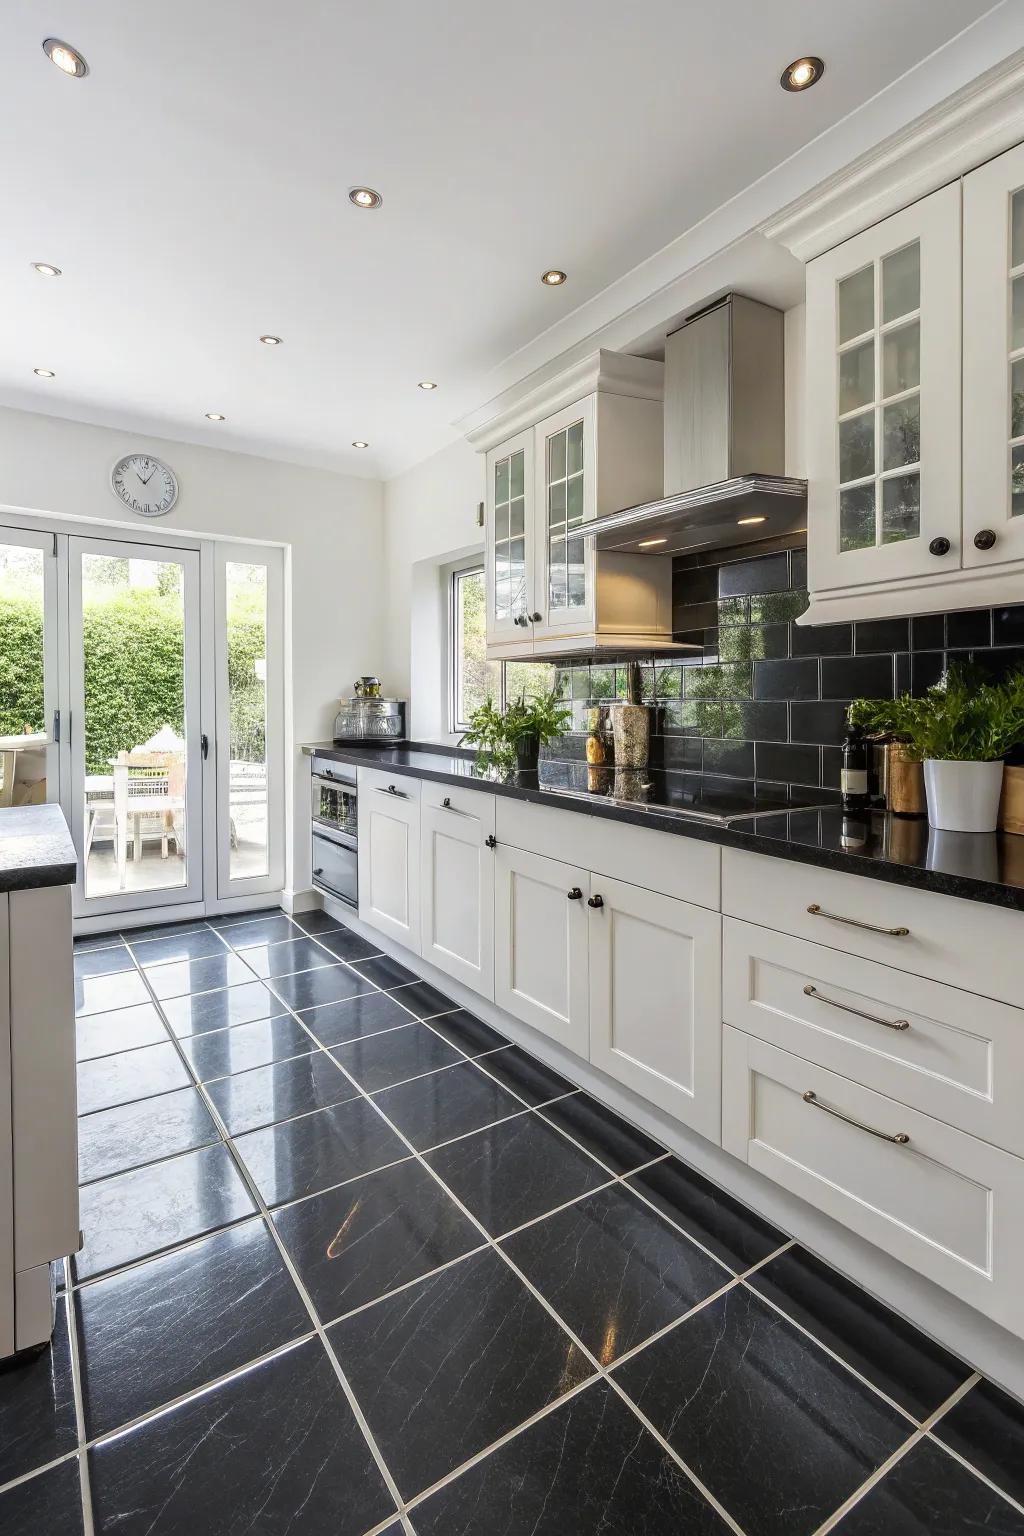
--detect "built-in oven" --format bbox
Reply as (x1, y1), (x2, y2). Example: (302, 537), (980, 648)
(311, 758), (358, 908)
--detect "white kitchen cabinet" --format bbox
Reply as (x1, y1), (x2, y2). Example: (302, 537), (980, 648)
(479, 351), (665, 659)
(963, 139), (1024, 570)
(357, 770), (421, 953)
(588, 876), (721, 1139)
(493, 843), (589, 1056)
(420, 782), (495, 999)
(805, 181), (962, 596)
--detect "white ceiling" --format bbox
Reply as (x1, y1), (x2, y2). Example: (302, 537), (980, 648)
(0, 0), (1006, 479)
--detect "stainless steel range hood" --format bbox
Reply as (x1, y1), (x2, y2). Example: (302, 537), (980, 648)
(583, 294), (807, 556)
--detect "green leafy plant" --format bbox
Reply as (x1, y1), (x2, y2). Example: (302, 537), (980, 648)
(849, 663), (1024, 763)
(459, 697), (516, 771)
(460, 689), (571, 771)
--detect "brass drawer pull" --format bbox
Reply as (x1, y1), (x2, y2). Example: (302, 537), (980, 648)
(806, 903), (909, 937)
(803, 984), (910, 1032)
(802, 1090), (910, 1145)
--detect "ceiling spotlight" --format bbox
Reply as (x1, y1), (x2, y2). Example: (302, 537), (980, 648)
(43, 38), (89, 77)
(205, 412), (226, 421)
(259, 334), (283, 346)
(638, 537), (668, 548)
(417, 380), (438, 391)
(737, 515), (767, 525)
(541, 269), (567, 286)
(31, 261), (61, 277)
(781, 56), (824, 92)
(349, 187), (382, 210)
(352, 440), (369, 449)
(33, 367), (55, 379)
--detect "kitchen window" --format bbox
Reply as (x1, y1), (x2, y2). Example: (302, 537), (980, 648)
(449, 565), (554, 732)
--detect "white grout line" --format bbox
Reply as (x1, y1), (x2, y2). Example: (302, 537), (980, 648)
(0, 1449), (79, 1500)
(63, 1258), (96, 1535)
(927, 1373), (1024, 1519)
(77, 1128), (225, 1192)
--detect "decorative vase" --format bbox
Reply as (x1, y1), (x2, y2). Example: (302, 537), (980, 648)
(924, 759), (1004, 833)
(514, 734), (540, 774)
(611, 703), (649, 769)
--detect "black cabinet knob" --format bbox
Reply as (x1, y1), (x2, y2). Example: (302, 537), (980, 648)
(484, 834), (497, 849)
(974, 529), (997, 550)
(587, 894), (604, 909)
(530, 611), (542, 623)
(928, 537), (951, 557)
(567, 886), (583, 900)
(442, 796), (451, 808)
(313, 867), (324, 877)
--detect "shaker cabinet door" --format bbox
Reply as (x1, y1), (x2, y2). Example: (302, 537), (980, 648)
(357, 773), (421, 953)
(806, 181), (961, 592)
(963, 139), (1024, 569)
(588, 877), (722, 1140)
(494, 843), (589, 1055)
(420, 784), (495, 999)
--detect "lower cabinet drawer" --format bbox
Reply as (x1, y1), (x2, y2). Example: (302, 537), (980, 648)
(723, 917), (1024, 1155)
(722, 1027), (1024, 1334)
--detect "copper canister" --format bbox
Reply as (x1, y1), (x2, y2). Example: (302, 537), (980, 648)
(887, 741), (927, 817)
(999, 764), (1024, 835)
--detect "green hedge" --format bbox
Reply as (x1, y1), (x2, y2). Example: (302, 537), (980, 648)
(0, 590), (266, 773)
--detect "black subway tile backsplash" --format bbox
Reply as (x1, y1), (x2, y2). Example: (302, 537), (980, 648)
(541, 545), (1024, 796)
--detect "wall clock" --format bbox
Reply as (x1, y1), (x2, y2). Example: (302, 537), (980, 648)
(110, 454), (179, 517)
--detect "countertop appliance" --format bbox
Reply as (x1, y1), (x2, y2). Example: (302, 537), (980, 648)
(583, 294), (807, 557)
(333, 693), (407, 745)
(311, 757), (358, 907)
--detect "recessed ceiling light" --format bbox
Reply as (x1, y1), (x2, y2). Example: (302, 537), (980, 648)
(638, 537), (668, 548)
(31, 261), (61, 277)
(737, 515), (768, 525)
(541, 269), (567, 286)
(417, 380), (438, 391)
(205, 412), (226, 421)
(781, 56), (824, 92)
(349, 187), (382, 210)
(42, 38), (88, 78)
(352, 440), (369, 449)
(259, 334), (283, 346)
(33, 367), (55, 379)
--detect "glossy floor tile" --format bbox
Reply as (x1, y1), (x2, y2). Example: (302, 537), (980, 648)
(349, 953), (419, 990)
(425, 1008), (508, 1057)
(287, 908), (346, 935)
(205, 1049), (360, 1135)
(372, 1058), (525, 1151)
(76, 1040), (191, 1115)
(88, 1339), (396, 1536)
(158, 978), (287, 1036)
(502, 1183), (730, 1364)
(0, 1296), (76, 1483)
(749, 1245), (972, 1419)
(241, 934), (342, 978)
(831, 1437), (1024, 1534)
(0, 1458), (85, 1536)
(329, 1247), (594, 1498)
(73, 944), (137, 979)
(614, 1285), (912, 1536)
(627, 1154), (788, 1273)
(77, 1085), (219, 1184)
(75, 968), (150, 1017)
(73, 1141), (255, 1280)
(273, 1158), (481, 1320)
(216, 912), (302, 948)
(304, 925), (382, 962)
(233, 1095), (410, 1207)
(76, 1219), (309, 1437)
(329, 1020), (464, 1092)
(537, 1090), (666, 1173)
(296, 989), (420, 1047)
(75, 1001), (168, 1062)
(128, 928), (228, 966)
(267, 961), (377, 1011)
(387, 978), (457, 1019)
(412, 1379), (731, 1535)
(146, 950), (256, 999)
(425, 1110), (611, 1236)
(472, 1043), (577, 1105)
(177, 1012), (315, 1081)
(935, 1376), (1024, 1508)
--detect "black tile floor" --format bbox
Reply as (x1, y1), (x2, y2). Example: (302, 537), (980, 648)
(1, 907), (1022, 1534)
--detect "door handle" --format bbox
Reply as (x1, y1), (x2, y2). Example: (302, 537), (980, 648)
(803, 984), (909, 1031)
(567, 886), (583, 900)
(52, 708), (61, 744)
(587, 894), (604, 909)
(802, 1090), (910, 1145)
(201, 733), (209, 761)
(313, 866), (324, 877)
(806, 903), (909, 937)
(484, 834), (497, 849)
(530, 611), (542, 623)
(374, 784), (408, 799)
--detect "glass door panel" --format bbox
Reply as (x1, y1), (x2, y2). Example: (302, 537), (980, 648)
(0, 528), (58, 808)
(485, 428), (534, 647)
(67, 537), (202, 916)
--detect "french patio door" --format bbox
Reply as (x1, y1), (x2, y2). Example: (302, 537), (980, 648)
(66, 537), (204, 918)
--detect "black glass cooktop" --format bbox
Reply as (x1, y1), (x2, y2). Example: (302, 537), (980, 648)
(536, 763), (834, 825)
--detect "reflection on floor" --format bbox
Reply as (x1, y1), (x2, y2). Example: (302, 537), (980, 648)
(2, 908), (1023, 1534)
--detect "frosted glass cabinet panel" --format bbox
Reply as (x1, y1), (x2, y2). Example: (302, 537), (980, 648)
(963, 139), (1024, 569)
(806, 182), (961, 593)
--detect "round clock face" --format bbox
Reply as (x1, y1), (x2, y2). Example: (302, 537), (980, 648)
(110, 454), (179, 517)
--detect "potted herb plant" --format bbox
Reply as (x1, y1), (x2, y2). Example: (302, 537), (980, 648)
(460, 690), (571, 775)
(850, 665), (1024, 833)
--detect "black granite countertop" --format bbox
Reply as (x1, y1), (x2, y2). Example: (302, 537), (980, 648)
(302, 742), (1024, 912)
(0, 804), (77, 893)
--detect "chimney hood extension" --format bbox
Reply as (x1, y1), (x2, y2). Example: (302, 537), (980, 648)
(583, 294), (807, 557)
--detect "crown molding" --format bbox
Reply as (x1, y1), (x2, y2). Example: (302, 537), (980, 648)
(762, 48), (1024, 262)
(459, 349), (663, 453)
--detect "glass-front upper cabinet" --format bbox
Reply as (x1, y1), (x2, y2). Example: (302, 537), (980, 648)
(484, 427), (534, 652)
(533, 397), (597, 641)
(963, 140), (1024, 569)
(806, 181), (961, 593)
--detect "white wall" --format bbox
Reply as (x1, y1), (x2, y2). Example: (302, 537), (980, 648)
(0, 405), (385, 900)
(382, 436), (484, 739)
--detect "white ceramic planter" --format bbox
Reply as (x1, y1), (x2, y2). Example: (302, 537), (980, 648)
(924, 759), (1005, 833)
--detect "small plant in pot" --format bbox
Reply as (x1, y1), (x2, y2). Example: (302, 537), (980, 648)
(851, 664), (1024, 833)
(460, 690), (571, 775)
